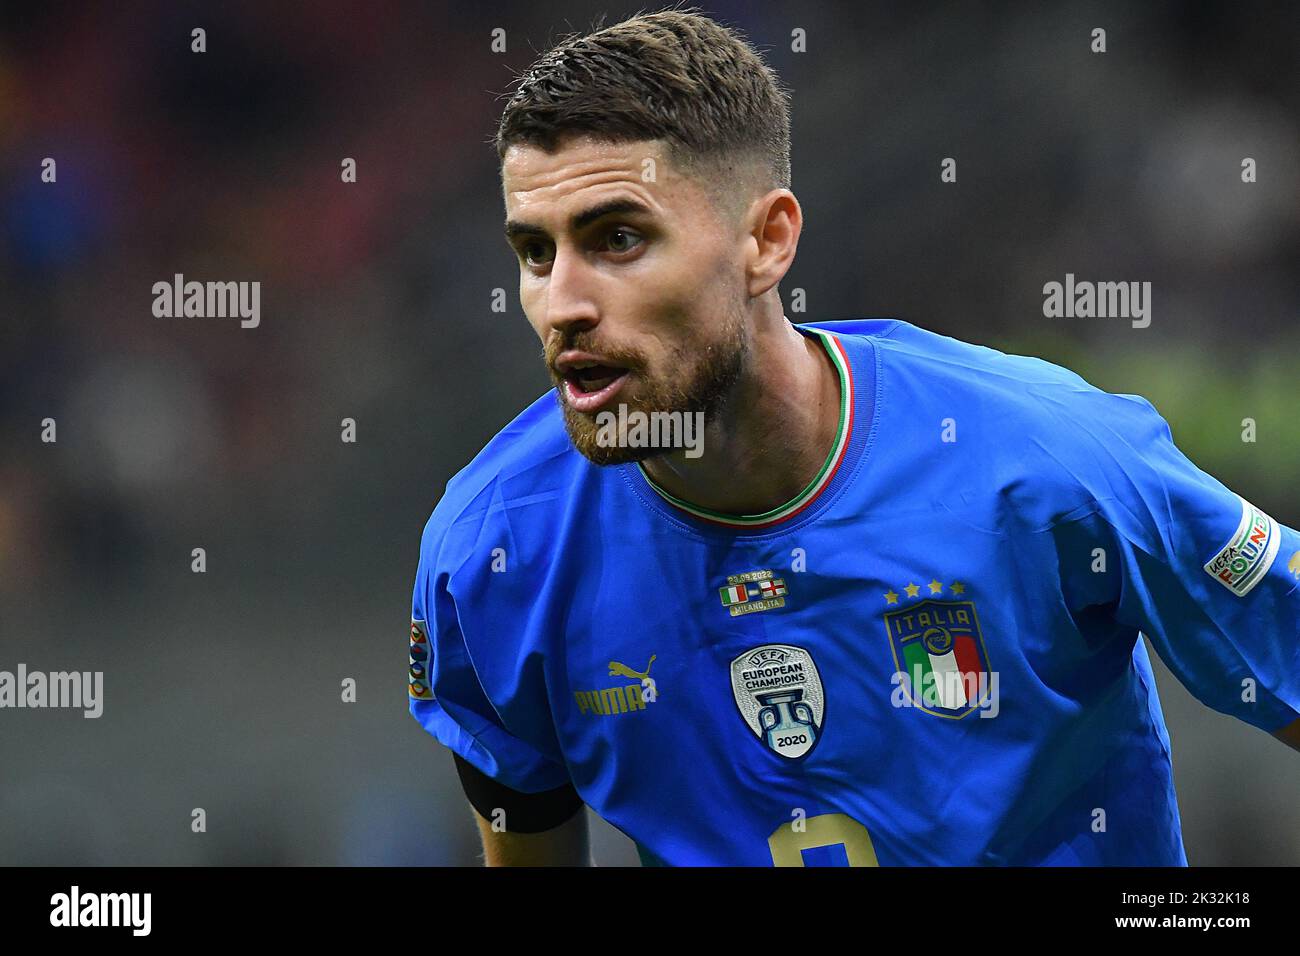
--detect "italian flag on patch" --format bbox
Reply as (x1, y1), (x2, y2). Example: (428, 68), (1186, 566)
(719, 584), (750, 606)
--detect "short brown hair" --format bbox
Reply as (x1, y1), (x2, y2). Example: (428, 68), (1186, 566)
(495, 7), (792, 214)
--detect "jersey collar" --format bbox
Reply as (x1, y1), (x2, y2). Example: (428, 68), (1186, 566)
(628, 326), (856, 531)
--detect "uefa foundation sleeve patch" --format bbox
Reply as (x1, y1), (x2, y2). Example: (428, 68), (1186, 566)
(1203, 495), (1281, 597)
(409, 619), (433, 699)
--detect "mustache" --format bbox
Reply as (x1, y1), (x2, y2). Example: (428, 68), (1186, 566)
(543, 333), (645, 372)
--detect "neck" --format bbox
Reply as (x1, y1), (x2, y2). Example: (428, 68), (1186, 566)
(640, 310), (842, 517)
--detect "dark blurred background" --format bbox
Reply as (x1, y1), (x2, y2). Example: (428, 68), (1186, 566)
(0, 1), (1296, 865)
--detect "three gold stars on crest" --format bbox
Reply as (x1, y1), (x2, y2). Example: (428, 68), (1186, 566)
(883, 580), (966, 604)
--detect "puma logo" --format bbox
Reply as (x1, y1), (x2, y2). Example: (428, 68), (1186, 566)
(575, 655), (659, 717)
(609, 654), (656, 681)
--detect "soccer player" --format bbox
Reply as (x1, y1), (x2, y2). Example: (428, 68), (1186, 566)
(408, 9), (1300, 865)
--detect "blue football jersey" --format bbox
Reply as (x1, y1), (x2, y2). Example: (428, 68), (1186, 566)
(408, 319), (1300, 866)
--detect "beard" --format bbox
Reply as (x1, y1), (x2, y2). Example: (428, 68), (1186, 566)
(546, 309), (748, 466)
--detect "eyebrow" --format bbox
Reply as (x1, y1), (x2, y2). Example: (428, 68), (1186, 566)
(504, 198), (654, 241)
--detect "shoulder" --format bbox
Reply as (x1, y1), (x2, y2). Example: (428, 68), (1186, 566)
(807, 317), (1168, 431)
(418, 389), (592, 577)
(818, 319), (1173, 527)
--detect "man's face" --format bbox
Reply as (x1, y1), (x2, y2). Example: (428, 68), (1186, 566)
(502, 134), (751, 464)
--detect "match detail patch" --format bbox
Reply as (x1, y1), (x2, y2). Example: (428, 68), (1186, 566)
(1203, 495), (1280, 597)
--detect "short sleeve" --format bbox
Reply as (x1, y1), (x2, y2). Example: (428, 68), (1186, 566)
(1061, 392), (1300, 732)
(408, 535), (571, 793)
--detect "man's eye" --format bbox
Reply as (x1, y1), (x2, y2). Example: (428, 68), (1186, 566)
(521, 242), (551, 265)
(605, 229), (642, 254)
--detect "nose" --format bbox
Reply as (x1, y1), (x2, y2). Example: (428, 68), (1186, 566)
(544, 244), (600, 339)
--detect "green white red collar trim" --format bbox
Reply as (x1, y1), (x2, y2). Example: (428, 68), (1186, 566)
(635, 328), (853, 529)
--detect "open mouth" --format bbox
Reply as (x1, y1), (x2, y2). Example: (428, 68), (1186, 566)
(570, 363), (625, 392)
(556, 355), (631, 413)
(564, 364), (629, 412)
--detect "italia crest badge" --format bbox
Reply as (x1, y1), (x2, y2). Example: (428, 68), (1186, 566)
(882, 580), (992, 719)
(730, 644), (825, 759)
